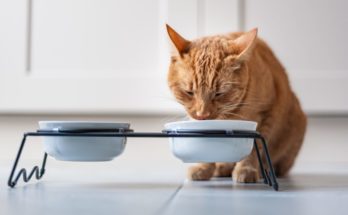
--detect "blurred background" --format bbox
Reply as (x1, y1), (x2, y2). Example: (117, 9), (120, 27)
(0, 0), (347, 167)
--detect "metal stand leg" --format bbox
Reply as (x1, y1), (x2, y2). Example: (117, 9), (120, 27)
(255, 136), (279, 191)
(8, 134), (48, 188)
(254, 140), (269, 185)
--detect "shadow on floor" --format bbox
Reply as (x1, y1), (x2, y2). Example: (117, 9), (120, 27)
(7, 173), (348, 193)
(280, 173), (348, 192)
(186, 173), (348, 192)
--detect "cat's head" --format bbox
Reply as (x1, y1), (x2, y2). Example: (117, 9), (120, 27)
(166, 24), (258, 120)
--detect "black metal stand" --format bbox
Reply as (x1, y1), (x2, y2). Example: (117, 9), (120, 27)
(8, 130), (278, 191)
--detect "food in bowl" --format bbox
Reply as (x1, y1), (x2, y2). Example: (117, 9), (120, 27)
(164, 120), (257, 163)
(39, 121), (130, 161)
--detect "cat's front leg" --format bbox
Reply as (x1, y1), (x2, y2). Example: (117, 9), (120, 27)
(232, 152), (260, 183)
(213, 162), (235, 177)
(187, 163), (216, 180)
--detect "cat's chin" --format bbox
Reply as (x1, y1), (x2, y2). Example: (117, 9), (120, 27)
(188, 117), (199, 121)
(187, 116), (222, 121)
(188, 117), (206, 121)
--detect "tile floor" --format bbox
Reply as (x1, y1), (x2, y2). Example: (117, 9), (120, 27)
(0, 115), (348, 215)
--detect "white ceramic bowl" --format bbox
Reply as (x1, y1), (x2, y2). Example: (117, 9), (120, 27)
(164, 120), (257, 163)
(39, 121), (130, 161)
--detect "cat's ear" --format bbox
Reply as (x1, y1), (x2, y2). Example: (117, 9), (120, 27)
(166, 24), (191, 56)
(234, 28), (258, 61)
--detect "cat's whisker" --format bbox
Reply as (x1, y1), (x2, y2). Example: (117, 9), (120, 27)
(225, 103), (259, 108)
(222, 103), (266, 113)
(220, 111), (247, 120)
(224, 106), (260, 112)
(161, 114), (189, 123)
(222, 81), (242, 85)
(225, 101), (270, 107)
(220, 102), (263, 112)
(218, 109), (247, 119)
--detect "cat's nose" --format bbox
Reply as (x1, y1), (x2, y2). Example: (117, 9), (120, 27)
(196, 111), (211, 120)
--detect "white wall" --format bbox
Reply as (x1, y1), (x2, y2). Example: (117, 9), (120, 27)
(0, 0), (347, 115)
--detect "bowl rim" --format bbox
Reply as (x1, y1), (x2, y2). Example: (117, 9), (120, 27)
(39, 121), (130, 125)
(39, 121), (131, 130)
(164, 119), (257, 129)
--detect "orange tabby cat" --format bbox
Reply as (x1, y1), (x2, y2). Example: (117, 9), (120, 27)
(166, 24), (307, 182)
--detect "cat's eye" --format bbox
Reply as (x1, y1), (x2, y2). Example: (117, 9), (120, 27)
(214, 92), (224, 97)
(185, 90), (194, 96)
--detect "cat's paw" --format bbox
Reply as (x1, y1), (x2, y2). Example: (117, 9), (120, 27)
(233, 167), (259, 183)
(188, 164), (215, 181)
(213, 163), (235, 177)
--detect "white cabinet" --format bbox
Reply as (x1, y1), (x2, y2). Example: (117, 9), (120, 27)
(0, 0), (177, 114)
(32, 0), (160, 76)
(244, 0), (348, 114)
(0, 0), (347, 114)
(0, 1), (27, 76)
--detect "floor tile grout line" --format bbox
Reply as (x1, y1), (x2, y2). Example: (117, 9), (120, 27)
(152, 182), (184, 215)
